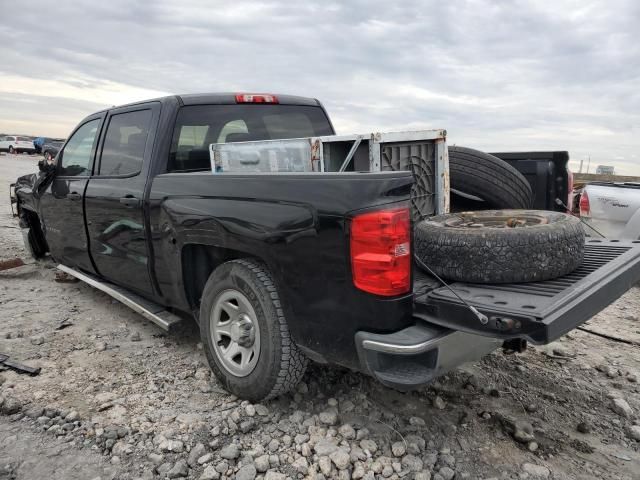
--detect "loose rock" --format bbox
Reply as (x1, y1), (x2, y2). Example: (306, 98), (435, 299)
(433, 396), (446, 410)
(577, 421), (592, 434)
(628, 425), (640, 442)
(409, 416), (426, 426)
(188, 443), (206, 467)
(314, 439), (339, 456)
(318, 456), (332, 476)
(236, 464), (257, 480)
(0, 397), (21, 415)
(291, 457), (308, 474)
(319, 409), (338, 425)
(330, 450), (351, 470)
(264, 472), (286, 480)
(219, 443), (240, 459)
(513, 421), (535, 443)
(338, 424), (356, 439)
(254, 455), (270, 473)
(167, 460), (188, 478)
(359, 439), (378, 453)
(199, 465), (219, 480)
(401, 455), (423, 472)
(254, 404), (269, 416)
(391, 441), (406, 457)
(612, 398), (634, 418)
(522, 463), (550, 478)
(438, 466), (455, 480)
(415, 473), (432, 480)
(159, 439), (184, 453)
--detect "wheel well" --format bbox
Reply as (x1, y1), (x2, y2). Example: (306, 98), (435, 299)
(20, 208), (49, 256)
(181, 244), (255, 315)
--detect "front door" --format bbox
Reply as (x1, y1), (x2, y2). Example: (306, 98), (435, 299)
(84, 103), (160, 296)
(39, 116), (103, 272)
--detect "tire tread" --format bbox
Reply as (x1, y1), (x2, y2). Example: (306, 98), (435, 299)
(449, 146), (533, 209)
(415, 210), (585, 283)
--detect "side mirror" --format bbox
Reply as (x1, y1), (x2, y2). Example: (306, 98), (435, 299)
(38, 159), (56, 174)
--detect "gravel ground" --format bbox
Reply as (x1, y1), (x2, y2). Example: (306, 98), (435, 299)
(1, 153), (639, 480)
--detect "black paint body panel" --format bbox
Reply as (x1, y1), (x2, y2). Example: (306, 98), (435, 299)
(148, 172), (415, 368)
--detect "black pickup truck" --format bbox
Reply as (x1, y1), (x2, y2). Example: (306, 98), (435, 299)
(12, 93), (640, 401)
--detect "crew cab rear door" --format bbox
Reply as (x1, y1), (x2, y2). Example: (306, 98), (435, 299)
(84, 102), (160, 296)
(414, 239), (640, 344)
(38, 114), (104, 273)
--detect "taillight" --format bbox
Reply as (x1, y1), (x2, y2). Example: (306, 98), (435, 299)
(235, 93), (279, 104)
(350, 207), (411, 296)
(579, 190), (590, 217)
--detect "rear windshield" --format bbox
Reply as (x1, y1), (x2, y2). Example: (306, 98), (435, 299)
(17, 136), (31, 142)
(168, 104), (333, 172)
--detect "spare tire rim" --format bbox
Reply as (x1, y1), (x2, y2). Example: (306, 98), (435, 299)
(443, 212), (549, 229)
(210, 289), (261, 377)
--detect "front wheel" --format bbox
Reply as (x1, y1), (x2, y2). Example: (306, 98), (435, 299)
(8, 146), (14, 154)
(199, 259), (308, 401)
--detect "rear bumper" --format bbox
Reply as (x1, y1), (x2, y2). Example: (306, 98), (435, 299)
(355, 320), (501, 390)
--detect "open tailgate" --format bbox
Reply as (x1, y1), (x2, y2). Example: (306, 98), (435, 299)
(414, 239), (640, 344)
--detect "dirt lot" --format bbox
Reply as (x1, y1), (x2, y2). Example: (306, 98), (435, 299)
(1, 153), (639, 480)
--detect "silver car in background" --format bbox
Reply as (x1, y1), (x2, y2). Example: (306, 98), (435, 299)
(580, 182), (640, 239)
(0, 135), (36, 154)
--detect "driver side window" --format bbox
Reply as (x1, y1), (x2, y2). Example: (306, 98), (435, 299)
(59, 119), (100, 176)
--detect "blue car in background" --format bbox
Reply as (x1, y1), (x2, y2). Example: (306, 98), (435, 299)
(33, 137), (46, 154)
(33, 137), (65, 158)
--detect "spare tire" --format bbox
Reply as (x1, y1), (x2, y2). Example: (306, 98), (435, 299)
(449, 146), (533, 209)
(415, 210), (584, 283)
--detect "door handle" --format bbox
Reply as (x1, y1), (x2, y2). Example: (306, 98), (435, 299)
(119, 196), (141, 208)
(67, 192), (81, 201)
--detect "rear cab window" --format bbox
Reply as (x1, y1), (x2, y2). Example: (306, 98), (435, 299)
(168, 105), (333, 172)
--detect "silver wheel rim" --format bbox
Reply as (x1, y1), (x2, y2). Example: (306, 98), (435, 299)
(210, 289), (261, 377)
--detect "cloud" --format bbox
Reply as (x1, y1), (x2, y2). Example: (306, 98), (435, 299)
(1, 0), (638, 174)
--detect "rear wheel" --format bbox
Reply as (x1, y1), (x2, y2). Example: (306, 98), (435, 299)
(8, 146), (14, 154)
(199, 259), (307, 401)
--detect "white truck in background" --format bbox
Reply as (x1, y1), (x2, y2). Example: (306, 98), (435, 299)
(580, 182), (640, 239)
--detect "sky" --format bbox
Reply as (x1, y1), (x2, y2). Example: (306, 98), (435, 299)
(1, 0), (639, 175)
